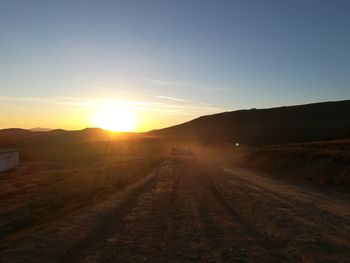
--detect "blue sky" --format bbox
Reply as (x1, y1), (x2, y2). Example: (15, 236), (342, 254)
(0, 0), (349, 130)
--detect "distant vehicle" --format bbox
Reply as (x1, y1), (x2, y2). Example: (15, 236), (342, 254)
(0, 149), (19, 172)
(170, 147), (194, 156)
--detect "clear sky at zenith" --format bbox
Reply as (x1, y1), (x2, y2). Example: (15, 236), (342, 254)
(0, 0), (349, 131)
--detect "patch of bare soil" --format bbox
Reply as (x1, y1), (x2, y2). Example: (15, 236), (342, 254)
(241, 140), (350, 186)
(1, 158), (349, 262)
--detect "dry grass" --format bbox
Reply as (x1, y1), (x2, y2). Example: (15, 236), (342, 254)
(241, 139), (350, 186)
(0, 132), (167, 248)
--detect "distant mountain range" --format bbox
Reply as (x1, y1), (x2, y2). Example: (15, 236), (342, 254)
(151, 100), (350, 146)
(29, 127), (53, 132)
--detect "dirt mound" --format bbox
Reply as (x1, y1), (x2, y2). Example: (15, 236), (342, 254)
(241, 140), (350, 186)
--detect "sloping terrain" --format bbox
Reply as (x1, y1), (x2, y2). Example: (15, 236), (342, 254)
(0, 128), (157, 163)
(240, 139), (350, 187)
(1, 157), (349, 262)
(152, 100), (350, 146)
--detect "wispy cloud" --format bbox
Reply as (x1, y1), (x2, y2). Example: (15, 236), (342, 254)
(147, 77), (232, 92)
(0, 95), (224, 116)
(207, 86), (230, 92)
(129, 102), (222, 115)
(0, 96), (98, 107)
(156, 95), (192, 103)
(146, 78), (192, 87)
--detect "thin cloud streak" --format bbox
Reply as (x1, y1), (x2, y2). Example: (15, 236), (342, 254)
(146, 78), (192, 87)
(0, 96), (224, 115)
(156, 95), (192, 103)
(147, 78), (232, 92)
(0, 96), (91, 106)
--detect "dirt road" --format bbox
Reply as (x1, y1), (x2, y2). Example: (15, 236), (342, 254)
(1, 157), (350, 262)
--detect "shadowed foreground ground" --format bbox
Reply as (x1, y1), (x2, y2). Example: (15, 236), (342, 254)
(1, 157), (349, 262)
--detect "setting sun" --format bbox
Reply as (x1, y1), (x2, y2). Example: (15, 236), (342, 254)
(91, 101), (136, 132)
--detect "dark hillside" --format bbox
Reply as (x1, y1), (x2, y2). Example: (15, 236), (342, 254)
(152, 100), (350, 146)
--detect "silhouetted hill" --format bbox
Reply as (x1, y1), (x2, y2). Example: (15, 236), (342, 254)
(30, 127), (53, 132)
(152, 100), (350, 146)
(0, 128), (32, 136)
(0, 128), (154, 163)
(0, 128), (128, 146)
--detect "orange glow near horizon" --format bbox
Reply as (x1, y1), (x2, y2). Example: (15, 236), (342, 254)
(0, 97), (197, 132)
(91, 101), (137, 132)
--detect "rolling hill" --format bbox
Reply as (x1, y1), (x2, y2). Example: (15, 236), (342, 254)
(152, 100), (350, 146)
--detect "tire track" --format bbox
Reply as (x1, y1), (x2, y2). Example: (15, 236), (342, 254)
(205, 173), (295, 262)
(3, 157), (349, 262)
(204, 164), (350, 262)
(60, 162), (166, 263)
(182, 160), (294, 262)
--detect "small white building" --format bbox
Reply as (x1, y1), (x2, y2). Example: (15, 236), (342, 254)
(0, 149), (19, 172)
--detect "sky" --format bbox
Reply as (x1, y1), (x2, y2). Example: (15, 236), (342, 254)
(0, 0), (349, 131)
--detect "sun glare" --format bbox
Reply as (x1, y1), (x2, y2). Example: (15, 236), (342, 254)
(92, 101), (136, 132)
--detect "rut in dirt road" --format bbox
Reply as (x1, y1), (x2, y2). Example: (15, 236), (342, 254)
(1, 157), (349, 262)
(64, 158), (350, 262)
